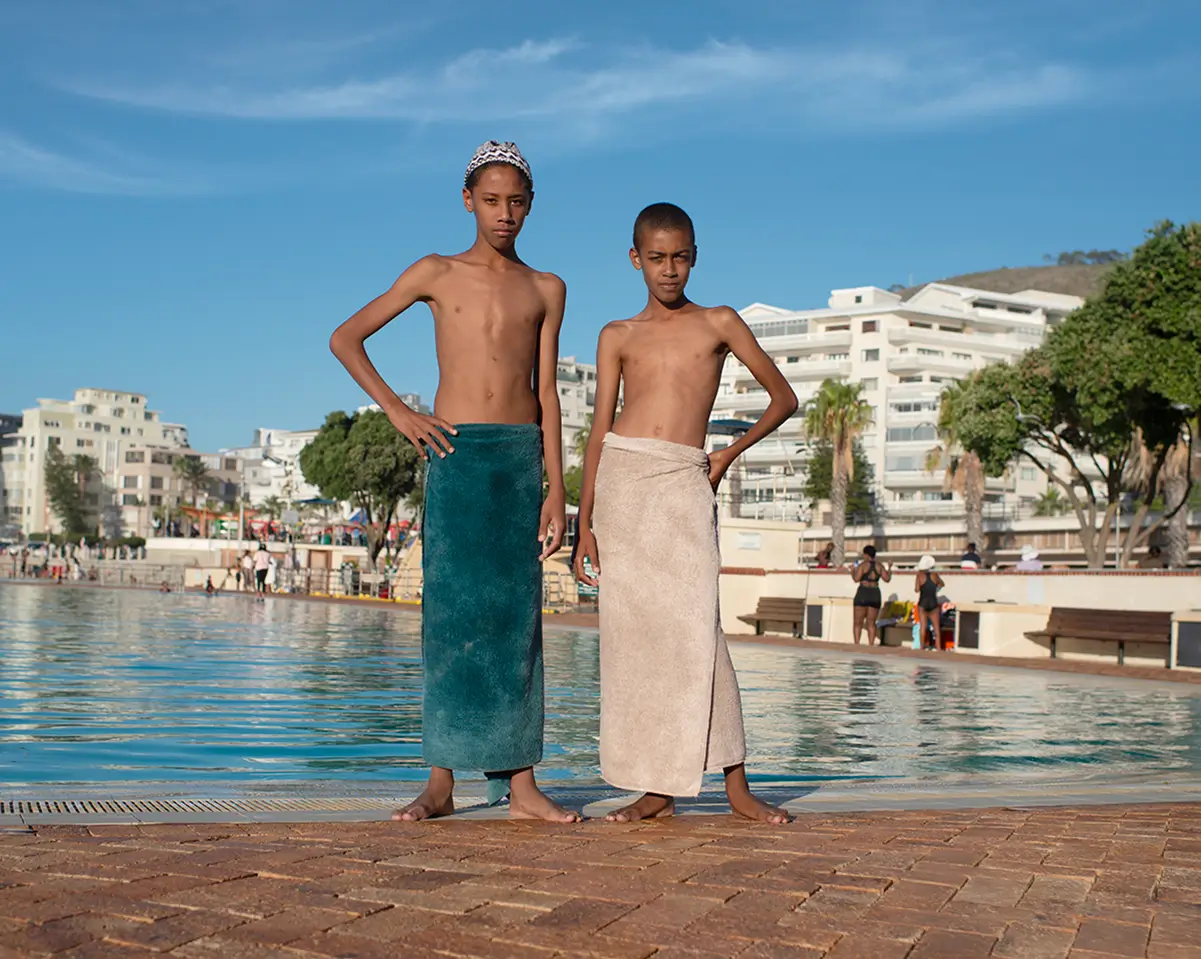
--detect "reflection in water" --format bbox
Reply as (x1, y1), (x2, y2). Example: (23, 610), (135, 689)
(1, 584), (1200, 787)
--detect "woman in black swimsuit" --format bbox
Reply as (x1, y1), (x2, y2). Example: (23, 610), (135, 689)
(914, 556), (945, 651)
(851, 545), (891, 645)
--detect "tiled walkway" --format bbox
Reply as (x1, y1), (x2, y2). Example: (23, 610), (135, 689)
(2, 804), (1199, 957)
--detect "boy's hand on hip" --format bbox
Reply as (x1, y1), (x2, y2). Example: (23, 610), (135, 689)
(539, 496), (566, 560)
(574, 529), (600, 586)
(386, 406), (457, 459)
(707, 449), (733, 490)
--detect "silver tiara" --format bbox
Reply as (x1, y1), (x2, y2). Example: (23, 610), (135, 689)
(464, 140), (532, 188)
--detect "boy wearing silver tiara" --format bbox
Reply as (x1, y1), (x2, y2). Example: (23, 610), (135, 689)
(330, 141), (578, 822)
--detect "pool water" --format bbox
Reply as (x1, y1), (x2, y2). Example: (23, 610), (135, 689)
(2, 584), (1200, 790)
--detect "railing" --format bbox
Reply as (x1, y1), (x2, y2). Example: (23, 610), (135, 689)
(1, 562), (596, 612)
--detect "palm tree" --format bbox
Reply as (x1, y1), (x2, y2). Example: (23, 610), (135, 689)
(259, 495), (285, 521)
(1034, 489), (1068, 517)
(803, 379), (873, 564)
(173, 455), (210, 508)
(925, 378), (986, 550)
(570, 413), (593, 463)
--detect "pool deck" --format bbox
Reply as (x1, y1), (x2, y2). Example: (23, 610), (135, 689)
(2, 803), (1200, 958)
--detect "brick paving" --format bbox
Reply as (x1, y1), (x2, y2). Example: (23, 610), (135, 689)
(1, 804), (1199, 957)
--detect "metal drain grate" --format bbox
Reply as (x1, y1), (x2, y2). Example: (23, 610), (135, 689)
(2, 797), (411, 816)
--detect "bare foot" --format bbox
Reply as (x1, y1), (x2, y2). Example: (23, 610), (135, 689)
(393, 770), (455, 821)
(728, 790), (792, 825)
(605, 793), (674, 822)
(504, 768), (581, 822)
(724, 763), (792, 825)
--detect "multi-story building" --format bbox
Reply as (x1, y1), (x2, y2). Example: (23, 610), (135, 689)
(557, 357), (597, 467)
(116, 448), (243, 538)
(711, 283), (1085, 521)
(0, 389), (191, 537)
(0, 414), (23, 539)
(221, 427), (324, 508)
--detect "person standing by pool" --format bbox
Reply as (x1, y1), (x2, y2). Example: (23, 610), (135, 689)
(915, 555), (945, 650)
(329, 140), (578, 824)
(253, 543), (270, 598)
(240, 550), (253, 591)
(573, 202), (796, 824)
(851, 545), (891, 645)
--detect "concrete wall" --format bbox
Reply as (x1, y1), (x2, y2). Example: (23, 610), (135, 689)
(721, 565), (1201, 666)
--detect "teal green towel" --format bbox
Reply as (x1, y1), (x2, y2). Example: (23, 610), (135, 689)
(421, 423), (544, 798)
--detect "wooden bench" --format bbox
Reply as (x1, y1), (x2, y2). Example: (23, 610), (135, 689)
(1025, 607), (1172, 665)
(739, 597), (806, 637)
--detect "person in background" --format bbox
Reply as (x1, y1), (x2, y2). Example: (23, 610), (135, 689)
(240, 550), (253, 591)
(960, 542), (982, 569)
(254, 543), (271, 598)
(851, 545), (891, 645)
(1016, 546), (1043, 571)
(915, 555), (945, 650)
(205, 576), (215, 596)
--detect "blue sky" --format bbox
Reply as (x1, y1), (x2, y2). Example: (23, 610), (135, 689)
(2, 0), (1199, 452)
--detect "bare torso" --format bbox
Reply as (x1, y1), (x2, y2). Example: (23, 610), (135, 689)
(424, 254), (556, 425)
(610, 303), (729, 448)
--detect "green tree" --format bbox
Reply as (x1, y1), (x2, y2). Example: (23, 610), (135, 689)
(803, 379), (874, 563)
(173, 455), (210, 509)
(299, 410), (421, 567)
(1160, 426), (1195, 568)
(570, 413), (592, 463)
(563, 465), (583, 507)
(259, 495), (284, 521)
(926, 376), (989, 549)
(44, 446), (97, 536)
(954, 222), (1201, 569)
(802, 440), (875, 524)
(1033, 489), (1068, 517)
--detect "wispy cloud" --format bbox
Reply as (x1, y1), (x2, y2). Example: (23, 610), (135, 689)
(56, 36), (1099, 131)
(0, 130), (214, 195)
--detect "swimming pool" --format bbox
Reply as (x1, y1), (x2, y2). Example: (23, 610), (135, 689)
(2, 583), (1200, 797)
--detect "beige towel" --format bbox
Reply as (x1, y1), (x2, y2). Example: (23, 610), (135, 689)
(592, 433), (746, 797)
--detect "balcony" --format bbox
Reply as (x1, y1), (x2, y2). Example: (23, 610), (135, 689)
(712, 390), (771, 413)
(749, 329), (853, 353)
(887, 324), (1031, 357)
(887, 352), (975, 376)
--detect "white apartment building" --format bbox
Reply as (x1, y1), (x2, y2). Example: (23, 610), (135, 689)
(557, 357), (597, 467)
(712, 283), (1085, 522)
(0, 388), (191, 538)
(221, 427), (324, 508)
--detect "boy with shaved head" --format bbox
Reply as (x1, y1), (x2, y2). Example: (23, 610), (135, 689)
(576, 203), (798, 823)
(331, 141), (579, 823)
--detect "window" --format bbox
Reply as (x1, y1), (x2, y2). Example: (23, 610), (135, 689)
(120, 427), (130, 435)
(862, 320), (877, 333)
(122, 476), (138, 489)
(47, 436), (62, 448)
(917, 347), (943, 357)
(150, 476), (164, 490)
(827, 352), (849, 361)
(75, 439), (93, 448)
(121, 494), (140, 506)
(909, 321), (932, 329)
(1020, 467), (1037, 481)
(862, 349), (880, 362)
(150, 494), (163, 506)
(953, 352), (972, 362)
(923, 492), (953, 502)
(144, 412), (153, 421)
(885, 455), (922, 472)
(43, 419), (61, 428)
(828, 324), (851, 332)
(749, 317), (809, 338)
(886, 425), (938, 443)
(126, 451), (145, 463)
(898, 375), (924, 384)
(786, 356), (799, 364)
(131, 396), (141, 404)
(853, 295), (863, 304)
(151, 452), (174, 465)
(223, 458), (237, 471)
(860, 378), (879, 391)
